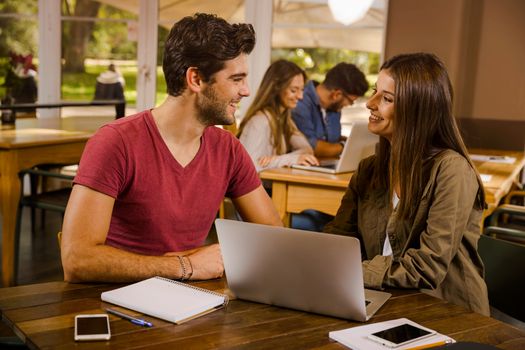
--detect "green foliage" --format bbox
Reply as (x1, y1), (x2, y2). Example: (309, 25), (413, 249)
(272, 48), (380, 91)
(87, 4), (138, 60)
(0, 1), (38, 57)
(0, 57), (8, 97)
(368, 54), (380, 74)
(89, 22), (136, 60)
(157, 26), (170, 66)
(156, 66), (168, 105)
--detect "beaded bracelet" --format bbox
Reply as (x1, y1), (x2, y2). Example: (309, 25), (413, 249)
(184, 255), (193, 280)
(177, 255), (188, 281)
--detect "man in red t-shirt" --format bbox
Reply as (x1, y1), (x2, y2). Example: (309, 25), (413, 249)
(61, 14), (282, 283)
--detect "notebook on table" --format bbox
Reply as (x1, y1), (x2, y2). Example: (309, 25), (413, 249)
(215, 219), (391, 322)
(101, 276), (228, 324)
(292, 119), (378, 174)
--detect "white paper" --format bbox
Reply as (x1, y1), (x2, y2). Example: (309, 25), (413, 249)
(470, 154), (516, 164)
(329, 318), (454, 350)
(101, 277), (227, 324)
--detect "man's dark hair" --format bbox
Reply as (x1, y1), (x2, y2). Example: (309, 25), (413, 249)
(323, 62), (368, 96)
(163, 13), (256, 96)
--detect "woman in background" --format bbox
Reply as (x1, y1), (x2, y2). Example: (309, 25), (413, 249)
(238, 60), (318, 172)
(324, 53), (490, 315)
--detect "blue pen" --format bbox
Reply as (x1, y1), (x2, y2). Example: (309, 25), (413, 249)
(106, 308), (153, 327)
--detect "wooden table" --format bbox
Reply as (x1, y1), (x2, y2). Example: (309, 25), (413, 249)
(260, 167), (352, 226)
(0, 99), (126, 118)
(470, 149), (525, 216)
(0, 117), (113, 287)
(0, 279), (524, 349)
(261, 149), (525, 227)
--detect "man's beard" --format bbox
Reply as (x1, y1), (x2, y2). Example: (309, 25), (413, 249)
(195, 85), (235, 126)
(326, 100), (344, 113)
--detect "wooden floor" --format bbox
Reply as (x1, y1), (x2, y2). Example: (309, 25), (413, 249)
(0, 208), (64, 286)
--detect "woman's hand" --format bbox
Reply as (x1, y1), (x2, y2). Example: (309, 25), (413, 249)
(296, 154), (319, 166)
(258, 155), (277, 167)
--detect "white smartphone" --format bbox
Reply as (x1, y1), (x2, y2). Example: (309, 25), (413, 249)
(74, 314), (111, 341)
(367, 322), (436, 348)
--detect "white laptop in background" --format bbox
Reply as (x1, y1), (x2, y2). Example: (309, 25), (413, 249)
(293, 119), (379, 174)
(215, 219), (391, 322)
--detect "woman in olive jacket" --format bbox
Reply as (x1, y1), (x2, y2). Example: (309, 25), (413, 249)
(324, 53), (490, 315)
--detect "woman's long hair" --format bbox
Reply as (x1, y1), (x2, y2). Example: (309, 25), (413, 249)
(238, 60), (306, 154)
(372, 53), (485, 219)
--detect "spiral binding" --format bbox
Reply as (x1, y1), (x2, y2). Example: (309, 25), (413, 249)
(155, 276), (229, 306)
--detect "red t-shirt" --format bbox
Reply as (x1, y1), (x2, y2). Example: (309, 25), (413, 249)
(74, 110), (261, 255)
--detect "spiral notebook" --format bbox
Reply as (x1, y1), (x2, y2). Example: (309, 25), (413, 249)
(101, 276), (229, 324)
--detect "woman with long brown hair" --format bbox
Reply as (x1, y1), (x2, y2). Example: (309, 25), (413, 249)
(324, 53), (489, 315)
(238, 60), (318, 172)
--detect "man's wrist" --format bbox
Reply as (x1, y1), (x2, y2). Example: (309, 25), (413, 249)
(177, 255), (193, 281)
(184, 256), (193, 280)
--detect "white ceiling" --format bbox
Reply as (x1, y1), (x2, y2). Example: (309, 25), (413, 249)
(97, 0), (387, 52)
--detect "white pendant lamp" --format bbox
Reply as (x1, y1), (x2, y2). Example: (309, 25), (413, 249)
(328, 0), (374, 26)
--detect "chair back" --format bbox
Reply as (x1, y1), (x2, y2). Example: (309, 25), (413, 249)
(57, 231), (62, 249)
(222, 123), (238, 135)
(478, 234), (525, 322)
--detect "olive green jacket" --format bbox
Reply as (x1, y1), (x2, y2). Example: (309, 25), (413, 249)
(324, 149), (490, 315)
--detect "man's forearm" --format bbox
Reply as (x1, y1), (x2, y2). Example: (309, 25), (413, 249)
(314, 140), (344, 158)
(62, 243), (182, 283)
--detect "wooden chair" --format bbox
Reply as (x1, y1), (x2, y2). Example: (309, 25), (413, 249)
(14, 167), (74, 283)
(16, 167), (74, 233)
(218, 123), (239, 219)
(57, 231), (62, 249)
(504, 190), (525, 206)
(24, 165), (76, 234)
(221, 123), (238, 136)
(478, 232), (525, 322)
(484, 204), (525, 244)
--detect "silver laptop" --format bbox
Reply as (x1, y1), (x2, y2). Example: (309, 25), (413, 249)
(215, 219), (391, 322)
(293, 119), (378, 174)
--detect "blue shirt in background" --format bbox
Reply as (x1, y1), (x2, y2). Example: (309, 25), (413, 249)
(292, 80), (342, 149)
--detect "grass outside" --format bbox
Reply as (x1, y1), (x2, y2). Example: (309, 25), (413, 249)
(62, 63), (167, 106)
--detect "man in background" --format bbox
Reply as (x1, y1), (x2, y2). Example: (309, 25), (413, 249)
(292, 63), (368, 158)
(94, 63), (126, 118)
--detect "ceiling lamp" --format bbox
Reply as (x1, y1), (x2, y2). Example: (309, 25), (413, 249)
(328, 0), (374, 26)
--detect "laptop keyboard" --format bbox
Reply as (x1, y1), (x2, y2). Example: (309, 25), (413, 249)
(319, 159), (338, 166)
(318, 163), (336, 169)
